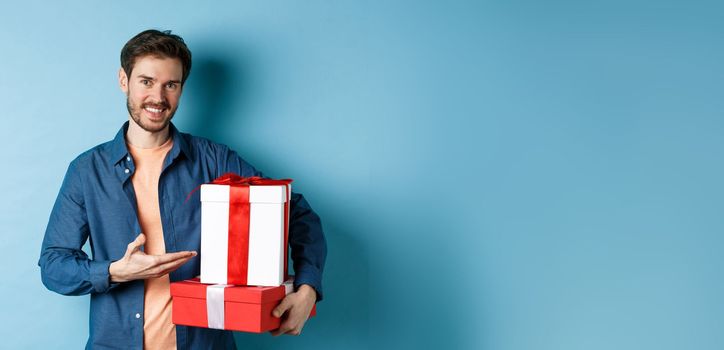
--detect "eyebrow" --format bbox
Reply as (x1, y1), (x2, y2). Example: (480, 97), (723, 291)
(137, 75), (181, 84)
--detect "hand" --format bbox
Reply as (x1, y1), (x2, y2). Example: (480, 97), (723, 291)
(109, 233), (197, 283)
(270, 284), (317, 336)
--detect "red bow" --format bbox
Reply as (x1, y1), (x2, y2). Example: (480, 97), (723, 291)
(186, 173), (292, 203)
(211, 173), (293, 187)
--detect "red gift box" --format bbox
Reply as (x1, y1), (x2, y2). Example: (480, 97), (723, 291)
(171, 278), (317, 333)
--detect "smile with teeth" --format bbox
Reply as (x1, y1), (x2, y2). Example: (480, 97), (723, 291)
(143, 106), (167, 119)
(144, 106), (165, 113)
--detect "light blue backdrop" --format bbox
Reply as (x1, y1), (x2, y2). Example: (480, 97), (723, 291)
(1, 1), (722, 349)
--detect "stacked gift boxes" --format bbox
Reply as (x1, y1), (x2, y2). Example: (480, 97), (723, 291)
(171, 174), (315, 333)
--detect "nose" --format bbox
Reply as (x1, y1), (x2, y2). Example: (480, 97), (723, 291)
(148, 84), (167, 104)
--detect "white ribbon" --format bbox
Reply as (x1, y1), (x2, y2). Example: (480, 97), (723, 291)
(206, 284), (230, 329)
(283, 280), (293, 295)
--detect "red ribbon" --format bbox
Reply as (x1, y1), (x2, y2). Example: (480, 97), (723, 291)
(209, 173), (292, 285)
(210, 173), (293, 187)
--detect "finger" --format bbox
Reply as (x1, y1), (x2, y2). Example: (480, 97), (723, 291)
(280, 309), (308, 336)
(276, 320), (303, 336)
(154, 255), (195, 276)
(271, 321), (293, 337)
(272, 296), (294, 318)
(126, 233), (146, 256)
(154, 251), (197, 264)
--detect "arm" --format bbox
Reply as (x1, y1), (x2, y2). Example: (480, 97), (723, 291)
(38, 160), (112, 295)
(288, 192), (327, 301)
(219, 145), (328, 299)
(271, 193), (326, 336)
(38, 161), (196, 295)
(219, 145), (327, 335)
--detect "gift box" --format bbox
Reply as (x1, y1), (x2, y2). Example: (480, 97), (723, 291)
(200, 174), (292, 286)
(171, 278), (316, 333)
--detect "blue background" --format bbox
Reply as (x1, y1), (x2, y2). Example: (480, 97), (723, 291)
(1, 1), (723, 349)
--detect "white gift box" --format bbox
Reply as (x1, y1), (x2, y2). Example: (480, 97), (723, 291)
(200, 182), (291, 286)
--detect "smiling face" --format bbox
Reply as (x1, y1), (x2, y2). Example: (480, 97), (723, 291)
(119, 55), (183, 133)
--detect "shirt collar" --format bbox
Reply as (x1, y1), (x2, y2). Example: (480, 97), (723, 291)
(109, 121), (192, 165)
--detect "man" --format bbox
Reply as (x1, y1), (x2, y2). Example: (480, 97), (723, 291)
(38, 29), (326, 350)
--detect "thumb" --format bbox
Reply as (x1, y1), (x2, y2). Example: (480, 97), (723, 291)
(273, 296), (293, 318)
(126, 233), (146, 256)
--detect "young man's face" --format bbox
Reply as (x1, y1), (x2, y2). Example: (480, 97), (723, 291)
(119, 55), (184, 133)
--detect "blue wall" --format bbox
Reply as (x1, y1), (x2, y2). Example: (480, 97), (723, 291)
(1, 1), (723, 349)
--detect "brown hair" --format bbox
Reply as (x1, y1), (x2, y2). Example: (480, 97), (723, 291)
(120, 29), (192, 83)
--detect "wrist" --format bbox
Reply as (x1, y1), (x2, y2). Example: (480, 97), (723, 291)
(108, 260), (125, 283)
(297, 284), (317, 301)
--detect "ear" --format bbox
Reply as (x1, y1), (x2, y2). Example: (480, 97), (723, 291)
(119, 68), (129, 94)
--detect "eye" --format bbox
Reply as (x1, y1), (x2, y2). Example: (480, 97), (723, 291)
(141, 79), (151, 86)
(166, 82), (178, 90)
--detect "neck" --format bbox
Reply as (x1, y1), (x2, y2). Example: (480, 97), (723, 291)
(125, 117), (171, 148)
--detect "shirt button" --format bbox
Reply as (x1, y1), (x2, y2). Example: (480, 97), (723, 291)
(135, 313), (141, 319)
(126, 156), (131, 162)
(125, 169), (130, 174)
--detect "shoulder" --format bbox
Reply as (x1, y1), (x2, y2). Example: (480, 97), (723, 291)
(177, 131), (260, 177)
(67, 140), (115, 172)
(178, 131), (233, 154)
(57, 140), (114, 198)
(178, 131), (238, 167)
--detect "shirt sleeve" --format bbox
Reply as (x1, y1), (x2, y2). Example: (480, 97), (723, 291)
(288, 192), (327, 301)
(38, 160), (116, 295)
(220, 145), (328, 301)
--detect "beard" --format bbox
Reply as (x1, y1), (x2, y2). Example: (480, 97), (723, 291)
(126, 96), (176, 133)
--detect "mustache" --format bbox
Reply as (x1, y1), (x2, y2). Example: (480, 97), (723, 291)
(142, 102), (170, 109)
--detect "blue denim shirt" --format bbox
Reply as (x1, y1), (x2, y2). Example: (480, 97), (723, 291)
(38, 122), (326, 350)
